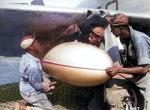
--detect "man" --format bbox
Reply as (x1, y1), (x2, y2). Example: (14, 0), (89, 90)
(89, 26), (123, 63)
(88, 26), (122, 110)
(105, 13), (150, 110)
(89, 27), (105, 50)
(15, 35), (57, 110)
(88, 27), (105, 110)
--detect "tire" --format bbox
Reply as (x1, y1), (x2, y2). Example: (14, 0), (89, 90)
(123, 83), (144, 110)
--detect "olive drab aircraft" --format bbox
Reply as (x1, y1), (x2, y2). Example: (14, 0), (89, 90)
(0, 0), (150, 109)
(0, 0), (150, 56)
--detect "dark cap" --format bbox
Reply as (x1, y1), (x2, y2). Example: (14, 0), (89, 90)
(106, 13), (129, 26)
(92, 27), (104, 38)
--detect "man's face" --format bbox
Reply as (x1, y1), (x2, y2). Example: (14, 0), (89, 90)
(110, 25), (121, 37)
(31, 40), (41, 52)
(88, 31), (104, 45)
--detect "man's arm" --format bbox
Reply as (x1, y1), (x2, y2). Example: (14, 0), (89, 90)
(29, 67), (45, 92)
(105, 65), (149, 76)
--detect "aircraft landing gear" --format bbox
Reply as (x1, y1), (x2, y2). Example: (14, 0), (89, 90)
(123, 83), (144, 110)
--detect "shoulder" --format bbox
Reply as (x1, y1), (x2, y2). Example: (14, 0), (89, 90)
(130, 27), (145, 38)
(29, 60), (40, 70)
(129, 26), (150, 44)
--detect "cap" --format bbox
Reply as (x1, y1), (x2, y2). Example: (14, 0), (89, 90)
(106, 13), (129, 26)
(20, 35), (35, 49)
(92, 27), (104, 38)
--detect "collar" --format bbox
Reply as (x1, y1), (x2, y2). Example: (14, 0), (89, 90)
(26, 52), (40, 62)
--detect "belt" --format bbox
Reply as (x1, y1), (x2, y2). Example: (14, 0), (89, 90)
(22, 77), (29, 82)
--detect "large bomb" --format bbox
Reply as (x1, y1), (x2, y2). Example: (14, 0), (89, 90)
(41, 42), (113, 87)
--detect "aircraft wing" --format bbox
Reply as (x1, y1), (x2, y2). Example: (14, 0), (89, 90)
(1, 4), (149, 36)
(0, 4), (109, 56)
(0, 4), (108, 37)
(0, 3), (150, 57)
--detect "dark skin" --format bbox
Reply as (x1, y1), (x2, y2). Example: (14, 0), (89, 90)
(88, 27), (105, 47)
(106, 65), (149, 76)
(106, 25), (149, 76)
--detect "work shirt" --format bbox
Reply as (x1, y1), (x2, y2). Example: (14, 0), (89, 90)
(106, 26), (150, 110)
(100, 25), (122, 64)
(19, 52), (44, 96)
(120, 26), (150, 67)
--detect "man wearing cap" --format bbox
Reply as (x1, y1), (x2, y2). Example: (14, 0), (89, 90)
(105, 13), (150, 110)
(89, 27), (105, 50)
(15, 35), (57, 110)
(88, 27), (105, 110)
(88, 26), (123, 110)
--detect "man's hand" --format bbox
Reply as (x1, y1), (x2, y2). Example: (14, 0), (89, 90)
(42, 81), (57, 92)
(42, 82), (49, 92)
(105, 65), (122, 76)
